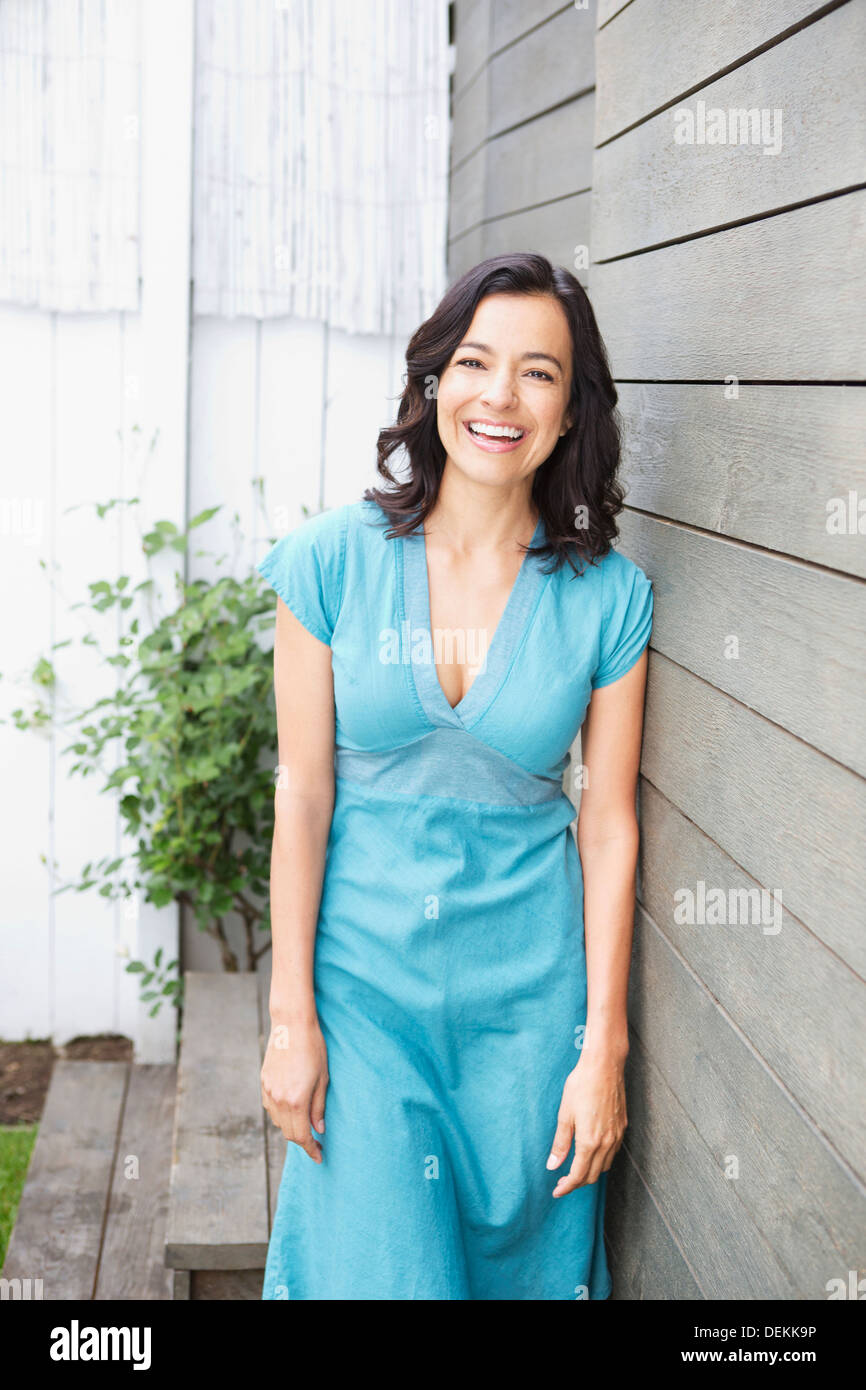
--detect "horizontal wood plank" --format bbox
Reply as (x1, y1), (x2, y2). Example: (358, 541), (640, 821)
(485, 92), (595, 221)
(492, 0), (573, 53)
(595, 0), (825, 145)
(489, 4), (595, 137)
(593, 2), (866, 259)
(589, 191), (866, 379)
(619, 511), (866, 775)
(451, 96), (595, 242)
(449, 144), (486, 243)
(631, 899), (866, 1284)
(452, 0), (491, 102)
(638, 779), (866, 1172)
(606, 1145), (705, 1300)
(451, 63), (490, 168)
(622, 1026), (801, 1297)
(616, 383), (866, 577)
(481, 191), (591, 283)
(597, 0), (633, 29)
(448, 224), (486, 280)
(165, 972), (269, 1269)
(640, 653), (866, 976)
(190, 1268), (263, 1300)
(94, 1064), (177, 1300)
(2, 1061), (127, 1300)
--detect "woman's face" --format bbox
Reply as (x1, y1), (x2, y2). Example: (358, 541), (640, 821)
(435, 291), (574, 492)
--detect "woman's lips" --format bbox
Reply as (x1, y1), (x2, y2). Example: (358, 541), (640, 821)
(461, 420), (527, 453)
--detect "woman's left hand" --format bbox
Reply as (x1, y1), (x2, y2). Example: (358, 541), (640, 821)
(546, 1050), (628, 1196)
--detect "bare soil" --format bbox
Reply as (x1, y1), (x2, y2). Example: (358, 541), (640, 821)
(0, 1035), (133, 1125)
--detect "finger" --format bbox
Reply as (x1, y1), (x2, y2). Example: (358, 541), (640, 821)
(278, 1111), (323, 1162)
(583, 1151), (608, 1187)
(263, 1088), (321, 1161)
(552, 1141), (594, 1196)
(310, 1074), (328, 1135)
(545, 1113), (574, 1171)
(296, 1131), (323, 1163)
(262, 1090), (283, 1130)
(284, 1099), (323, 1162)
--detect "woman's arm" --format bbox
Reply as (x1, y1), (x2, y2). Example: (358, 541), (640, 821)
(260, 597), (336, 1163)
(546, 647), (649, 1195)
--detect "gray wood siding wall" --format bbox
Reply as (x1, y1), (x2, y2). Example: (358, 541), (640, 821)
(448, 0), (866, 1299)
(448, 1), (597, 284)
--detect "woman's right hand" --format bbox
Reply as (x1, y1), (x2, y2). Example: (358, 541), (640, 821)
(261, 1018), (329, 1163)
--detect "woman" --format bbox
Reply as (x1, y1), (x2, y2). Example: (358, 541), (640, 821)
(257, 252), (653, 1301)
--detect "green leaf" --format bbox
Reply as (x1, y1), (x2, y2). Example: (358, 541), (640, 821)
(189, 506), (222, 529)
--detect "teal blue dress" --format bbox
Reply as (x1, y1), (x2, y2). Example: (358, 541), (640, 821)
(257, 495), (653, 1301)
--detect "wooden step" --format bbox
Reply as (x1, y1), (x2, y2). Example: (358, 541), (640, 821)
(2, 1060), (177, 1300)
(165, 972), (274, 1276)
(94, 1063), (177, 1300)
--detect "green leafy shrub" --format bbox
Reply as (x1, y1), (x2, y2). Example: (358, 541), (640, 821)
(6, 492), (286, 1014)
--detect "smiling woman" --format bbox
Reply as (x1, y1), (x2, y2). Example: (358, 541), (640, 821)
(257, 252), (653, 1301)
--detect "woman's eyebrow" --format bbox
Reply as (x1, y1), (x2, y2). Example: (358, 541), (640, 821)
(455, 340), (563, 372)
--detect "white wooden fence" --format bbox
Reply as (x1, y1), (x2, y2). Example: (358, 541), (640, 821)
(0, 0), (449, 1061)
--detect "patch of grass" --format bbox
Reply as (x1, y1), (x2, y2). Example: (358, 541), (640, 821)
(0, 1124), (38, 1269)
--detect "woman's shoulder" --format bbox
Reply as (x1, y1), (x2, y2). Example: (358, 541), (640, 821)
(551, 538), (651, 592)
(292, 499), (354, 544)
(590, 545), (654, 688)
(596, 543), (652, 592)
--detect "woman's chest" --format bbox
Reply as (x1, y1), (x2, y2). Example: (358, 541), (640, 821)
(424, 547), (530, 710)
(330, 524), (603, 774)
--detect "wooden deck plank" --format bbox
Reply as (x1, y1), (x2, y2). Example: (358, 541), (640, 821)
(1, 1061), (128, 1300)
(191, 1269), (263, 1300)
(93, 1064), (177, 1300)
(165, 973), (269, 1269)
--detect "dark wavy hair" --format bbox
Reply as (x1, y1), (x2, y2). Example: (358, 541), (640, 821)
(363, 252), (625, 575)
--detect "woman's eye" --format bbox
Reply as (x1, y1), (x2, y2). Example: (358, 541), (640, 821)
(453, 358), (553, 382)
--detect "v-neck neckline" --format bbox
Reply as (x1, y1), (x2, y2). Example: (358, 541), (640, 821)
(400, 510), (548, 729)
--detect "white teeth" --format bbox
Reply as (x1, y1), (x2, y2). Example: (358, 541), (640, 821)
(467, 422), (524, 440)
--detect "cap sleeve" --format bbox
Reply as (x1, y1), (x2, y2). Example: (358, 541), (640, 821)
(591, 549), (654, 689)
(256, 505), (348, 646)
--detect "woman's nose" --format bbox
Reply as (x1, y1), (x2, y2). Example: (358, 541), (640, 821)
(480, 374), (517, 408)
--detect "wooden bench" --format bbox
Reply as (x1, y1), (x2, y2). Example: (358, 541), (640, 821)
(2, 1060), (177, 1299)
(165, 970), (286, 1299)
(2, 970), (282, 1300)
